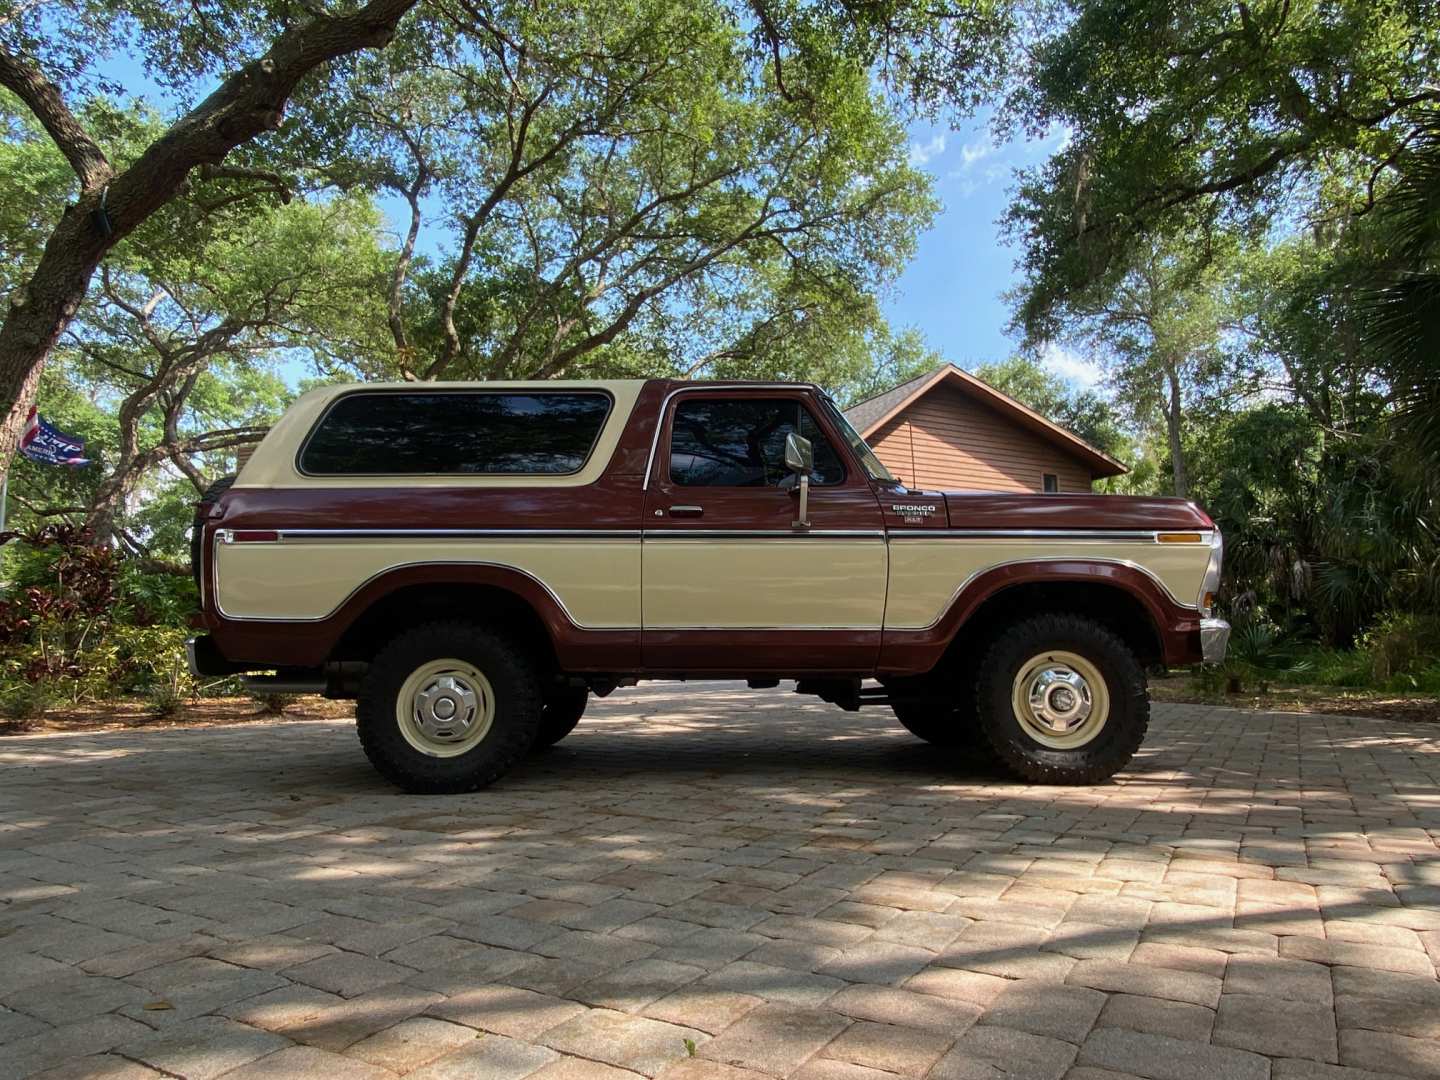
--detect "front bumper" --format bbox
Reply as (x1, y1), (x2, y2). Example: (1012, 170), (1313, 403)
(1200, 618), (1231, 665)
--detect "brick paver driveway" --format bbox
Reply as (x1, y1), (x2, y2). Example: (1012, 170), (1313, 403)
(2, 686), (1438, 1080)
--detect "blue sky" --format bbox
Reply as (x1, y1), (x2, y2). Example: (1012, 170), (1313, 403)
(889, 114), (1102, 390)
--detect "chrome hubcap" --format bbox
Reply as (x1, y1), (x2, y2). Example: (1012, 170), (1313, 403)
(1011, 650), (1109, 749)
(1026, 666), (1093, 734)
(397, 660), (494, 757)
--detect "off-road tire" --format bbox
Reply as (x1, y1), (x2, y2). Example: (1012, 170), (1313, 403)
(190, 475), (236, 585)
(975, 613), (1148, 784)
(357, 622), (542, 793)
(533, 687), (588, 750)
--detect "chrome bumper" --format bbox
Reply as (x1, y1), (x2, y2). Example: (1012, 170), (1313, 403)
(1200, 618), (1231, 664)
(185, 636), (202, 678)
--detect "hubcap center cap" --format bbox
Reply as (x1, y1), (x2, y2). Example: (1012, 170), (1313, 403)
(1027, 665), (1092, 733)
(414, 675), (479, 741)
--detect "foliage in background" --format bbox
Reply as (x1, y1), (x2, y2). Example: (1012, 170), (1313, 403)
(997, 0), (1440, 685)
(0, 526), (201, 720)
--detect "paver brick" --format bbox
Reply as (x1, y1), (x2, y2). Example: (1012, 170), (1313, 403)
(820, 1018), (953, 1076)
(646, 985), (765, 1034)
(343, 1016), (478, 1072)
(1067, 959), (1221, 1007)
(828, 983), (982, 1034)
(574, 958), (708, 1011)
(1127, 942), (1228, 978)
(1095, 993), (1214, 1042)
(427, 983), (586, 1040)
(117, 1015), (292, 1080)
(1340, 1029), (1440, 1080)
(219, 1044), (398, 1079)
(1280, 935), (1435, 976)
(542, 1007), (708, 1077)
(903, 965), (1011, 1007)
(1272, 1060), (1416, 1080)
(1214, 992), (1338, 1062)
(1336, 994), (1440, 1040)
(1077, 1028), (1269, 1080)
(405, 1032), (559, 1080)
(699, 1002), (849, 1077)
(283, 952), (416, 997)
(980, 979), (1107, 1042)
(286, 985), (444, 1051)
(3, 974), (151, 1026)
(4, 1014), (155, 1079)
(1224, 954), (1332, 1004)
(26, 1053), (168, 1080)
(700, 960), (846, 1009)
(6, 691), (1440, 1080)
(931, 1024), (1078, 1080)
(816, 940), (934, 985)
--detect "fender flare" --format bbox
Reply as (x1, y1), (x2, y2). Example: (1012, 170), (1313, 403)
(880, 559), (1201, 673)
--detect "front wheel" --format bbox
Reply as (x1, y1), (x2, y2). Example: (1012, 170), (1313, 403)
(975, 614), (1148, 784)
(357, 622), (542, 793)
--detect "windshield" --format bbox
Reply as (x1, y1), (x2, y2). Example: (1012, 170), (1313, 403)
(820, 394), (897, 483)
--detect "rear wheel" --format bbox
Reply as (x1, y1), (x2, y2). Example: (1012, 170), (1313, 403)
(357, 622), (542, 793)
(534, 687), (587, 750)
(975, 614), (1147, 784)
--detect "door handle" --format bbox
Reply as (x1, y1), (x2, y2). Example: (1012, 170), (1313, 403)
(668, 505), (704, 518)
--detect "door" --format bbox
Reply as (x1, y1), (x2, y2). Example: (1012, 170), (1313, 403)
(642, 388), (888, 672)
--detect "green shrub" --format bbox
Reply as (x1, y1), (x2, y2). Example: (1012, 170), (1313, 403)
(1362, 613), (1440, 682)
(248, 692), (297, 715)
(1, 682), (53, 722)
(146, 684), (184, 719)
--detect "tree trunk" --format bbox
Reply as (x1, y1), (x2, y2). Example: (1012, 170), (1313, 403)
(0, 0), (418, 484)
(1164, 359), (1189, 499)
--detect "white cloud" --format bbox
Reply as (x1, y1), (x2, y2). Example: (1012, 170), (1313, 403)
(908, 134), (946, 166)
(960, 139), (996, 169)
(1041, 342), (1103, 388)
(942, 139), (1008, 195)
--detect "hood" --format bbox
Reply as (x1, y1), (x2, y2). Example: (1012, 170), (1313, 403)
(942, 491), (1213, 531)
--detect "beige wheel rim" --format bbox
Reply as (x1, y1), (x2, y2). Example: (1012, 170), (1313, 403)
(1010, 650), (1109, 749)
(396, 659), (494, 757)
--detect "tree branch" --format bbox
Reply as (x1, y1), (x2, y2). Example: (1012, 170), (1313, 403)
(0, 46), (112, 190)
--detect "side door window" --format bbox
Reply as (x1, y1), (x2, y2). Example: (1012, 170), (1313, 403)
(668, 398), (844, 488)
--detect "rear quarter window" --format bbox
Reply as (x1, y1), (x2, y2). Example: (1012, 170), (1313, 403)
(298, 391), (612, 476)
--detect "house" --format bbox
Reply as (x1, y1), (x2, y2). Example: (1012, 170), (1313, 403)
(844, 363), (1126, 493)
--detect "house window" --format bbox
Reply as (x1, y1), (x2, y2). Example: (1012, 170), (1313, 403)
(1042, 473), (1059, 493)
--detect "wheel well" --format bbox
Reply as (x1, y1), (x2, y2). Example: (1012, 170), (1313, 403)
(947, 581), (1163, 670)
(331, 583), (558, 673)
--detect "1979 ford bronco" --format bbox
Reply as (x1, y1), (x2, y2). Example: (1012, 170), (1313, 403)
(188, 379), (1229, 793)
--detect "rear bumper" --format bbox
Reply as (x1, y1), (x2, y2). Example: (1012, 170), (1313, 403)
(1200, 618), (1230, 665)
(186, 635), (257, 678)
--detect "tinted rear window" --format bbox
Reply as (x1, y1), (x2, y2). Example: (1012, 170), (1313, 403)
(299, 391), (612, 476)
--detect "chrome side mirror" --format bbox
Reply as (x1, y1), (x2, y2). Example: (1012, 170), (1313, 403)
(785, 432), (812, 529)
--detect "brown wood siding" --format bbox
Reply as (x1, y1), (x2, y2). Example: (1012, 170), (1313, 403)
(868, 384), (1094, 492)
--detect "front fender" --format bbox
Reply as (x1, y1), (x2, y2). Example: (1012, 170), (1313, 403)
(878, 559), (1203, 675)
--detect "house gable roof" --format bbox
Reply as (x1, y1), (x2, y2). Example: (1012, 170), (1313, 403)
(844, 363), (1127, 478)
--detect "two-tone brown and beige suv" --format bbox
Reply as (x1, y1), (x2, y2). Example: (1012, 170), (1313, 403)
(188, 379), (1228, 792)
